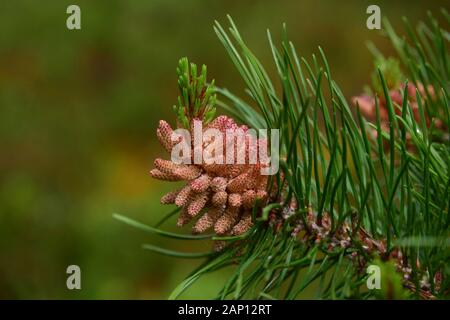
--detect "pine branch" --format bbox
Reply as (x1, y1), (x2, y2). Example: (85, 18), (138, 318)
(117, 10), (449, 300)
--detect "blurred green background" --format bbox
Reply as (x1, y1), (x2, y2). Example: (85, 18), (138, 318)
(0, 0), (447, 299)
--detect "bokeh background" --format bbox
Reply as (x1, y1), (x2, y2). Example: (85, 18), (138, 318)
(0, 0), (447, 299)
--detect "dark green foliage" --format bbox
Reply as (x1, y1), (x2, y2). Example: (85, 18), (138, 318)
(117, 11), (449, 299)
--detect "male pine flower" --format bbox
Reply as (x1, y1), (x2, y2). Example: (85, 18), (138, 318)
(151, 116), (270, 242)
(148, 58), (275, 244)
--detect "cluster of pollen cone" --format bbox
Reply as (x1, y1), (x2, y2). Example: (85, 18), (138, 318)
(150, 115), (270, 243)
